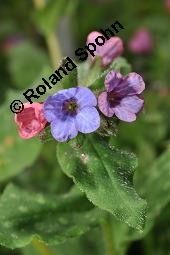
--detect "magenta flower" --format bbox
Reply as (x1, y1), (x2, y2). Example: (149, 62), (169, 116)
(43, 87), (100, 142)
(87, 31), (123, 66)
(98, 71), (145, 122)
(128, 28), (153, 54)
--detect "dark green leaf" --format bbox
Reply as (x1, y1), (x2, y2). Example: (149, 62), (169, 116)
(57, 134), (147, 230)
(0, 184), (104, 249)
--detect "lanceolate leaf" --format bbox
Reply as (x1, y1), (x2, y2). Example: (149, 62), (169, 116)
(57, 134), (147, 230)
(0, 184), (104, 249)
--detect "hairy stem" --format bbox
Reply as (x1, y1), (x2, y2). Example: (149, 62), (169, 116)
(102, 216), (116, 255)
(32, 238), (55, 255)
(33, 0), (62, 69)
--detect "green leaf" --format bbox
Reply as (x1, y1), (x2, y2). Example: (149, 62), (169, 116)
(110, 146), (170, 248)
(57, 134), (147, 230)
(0, 184), (104, 249)
(0, 90), (42, 182)
(8, 41), (49, 89)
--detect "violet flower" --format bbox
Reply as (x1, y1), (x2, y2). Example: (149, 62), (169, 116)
(98, 71), (145, 122)
(87, 31), (123, 66)
(43, 87), (100, 142)
(128, 28), (153, 54)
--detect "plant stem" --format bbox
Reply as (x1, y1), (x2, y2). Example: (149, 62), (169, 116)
(32, 238), (55, 255)
(102, 216), (116, 255)
(33, 0), (62, 69)
(45, 32), (62, 69)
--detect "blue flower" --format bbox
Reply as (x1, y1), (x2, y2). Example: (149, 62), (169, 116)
(43, 87), (100, 142)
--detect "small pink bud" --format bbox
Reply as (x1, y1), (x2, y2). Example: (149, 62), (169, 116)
(87, 31), (124, 67)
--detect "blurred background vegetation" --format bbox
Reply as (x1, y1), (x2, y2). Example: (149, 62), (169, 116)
(0, 0), (170, 255)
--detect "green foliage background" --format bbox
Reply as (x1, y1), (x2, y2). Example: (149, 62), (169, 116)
(0, 0), (170, 255)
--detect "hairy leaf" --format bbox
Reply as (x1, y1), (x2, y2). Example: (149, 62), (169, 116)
(57, 134), (147, 230)
(111, 147), (170, 249)
(0, 184), (104, 249)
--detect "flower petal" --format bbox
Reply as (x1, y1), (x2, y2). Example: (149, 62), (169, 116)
(51, 117), (78, 142)
(76, 107), (100, 133)
(87, 31), (103, 45)
(56, 88), (78, 99)
(75, 87), (97, 108)
(98, 37), (124, 66)
(86, 31), (104, 61)
(87, 32), (123, 66)
(105, 71), (123, 92)
(43, 94), (66, 122)
(114, 72), (145, 96)
(98, 92), (115, 117)
(114, 95), (144, 122)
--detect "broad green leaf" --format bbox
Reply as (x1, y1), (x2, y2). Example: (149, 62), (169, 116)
(110, 146), (170, 250)
(0, 90), (42, 182)
(7, 41), (49, 89)
(0, 184), (104, 249)
(57, 134), (147, 230)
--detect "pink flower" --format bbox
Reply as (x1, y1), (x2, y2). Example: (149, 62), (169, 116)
(98, 71), (145, 122)
(165, 0), (170, 11)
(15, 103), (47, 139)
(128, 28), (153, 54)
(87, 31), (124, 66)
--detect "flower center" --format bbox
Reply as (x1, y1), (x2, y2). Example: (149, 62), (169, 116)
(107, 92), (121, 107)
(63, 98), (78, 115)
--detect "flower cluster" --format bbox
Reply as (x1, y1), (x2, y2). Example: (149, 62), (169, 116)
(14, 31), (145, 142)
